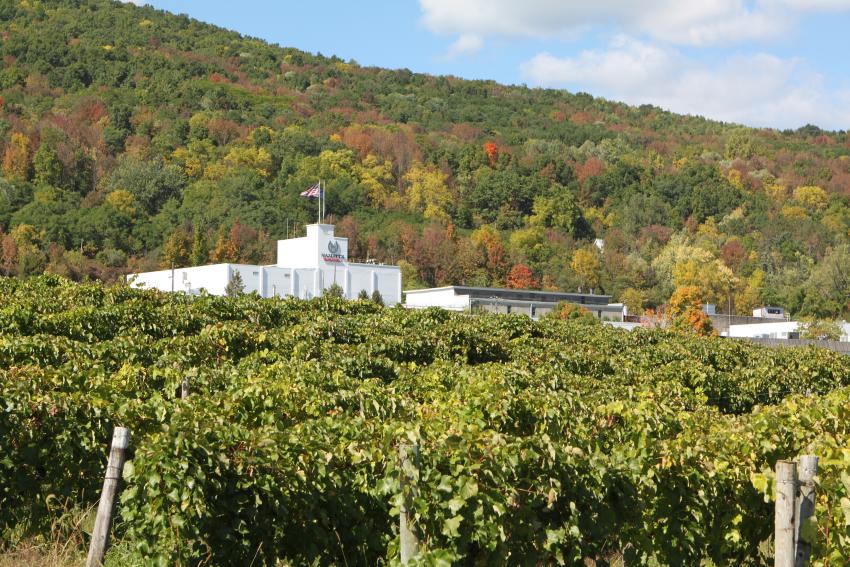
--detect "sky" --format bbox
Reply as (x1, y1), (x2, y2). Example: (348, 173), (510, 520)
(129, 1), (850, 131)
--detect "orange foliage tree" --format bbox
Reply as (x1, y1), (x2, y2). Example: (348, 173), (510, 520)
(210, 229), (239, 263)
(506, 263), (538, 290)
(669, 285), (714, 336)
(484, 142), (498, 166)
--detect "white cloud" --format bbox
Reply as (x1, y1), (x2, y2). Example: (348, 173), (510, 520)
(419, 0), (850, 46)
(419, 0), (850, 128)
(520, 38), (850, 129)
(443, 34), (484, 59)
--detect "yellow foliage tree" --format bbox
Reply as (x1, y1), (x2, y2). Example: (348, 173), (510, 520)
(10, 224), (41, 254)
(669, 285), (714, 336)
(570, 246), (602, 292)
(793, 185), (828, 212)
(652, 233), (714, 295)
(672, 258), (737, 306)
(734, 269), (764, 315)
(172, 139), (215, 178)
(160, 229), (190, 269)
(780, 205), (809, 220)
(223, 146), (273, 177)
(354, 154), (396, 208)
(3, 132), (31, 180)
(763, 183), (787, 203)
(619, 287), (647, 316)
(403, 162), (452, 223)
(105, 190), (137, 216)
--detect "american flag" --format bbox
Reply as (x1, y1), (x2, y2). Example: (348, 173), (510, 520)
(300, 182), (322, 198)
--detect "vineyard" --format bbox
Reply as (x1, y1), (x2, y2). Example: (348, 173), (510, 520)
(1, 276), (849, 566)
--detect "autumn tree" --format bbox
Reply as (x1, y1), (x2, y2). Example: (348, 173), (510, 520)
(484, 141), (498, 166)
(160, 229), (190, 268)
(552, 302), (595, 321)
(620, 287), (647, 316)
(354, 154), (396, 208)
(0, 232), (17, 275)
(3, 132), (31, 180)
(793, 185), (828, 213)
(471, 226), (508, 285)
(735, 269), (764, 315)
(669, 285), (714, 336)
(571, 246), (602, 292)
(404, 162), (453, 223)
(210, 229), (239, 263)
(506, 263), (538, 290)
(105, 190), (137, 216)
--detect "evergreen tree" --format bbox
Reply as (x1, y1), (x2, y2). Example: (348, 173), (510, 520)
(370, 290), (384, 306)
(225, 270), (245, 296)
(357, 289), (369, 300)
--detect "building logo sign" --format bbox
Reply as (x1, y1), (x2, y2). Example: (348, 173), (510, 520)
(322, 240), (345, 263)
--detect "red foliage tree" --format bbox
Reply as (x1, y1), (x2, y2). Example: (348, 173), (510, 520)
(506, 264), (538, 290)
(484, 142), (498, 166)
(575, 157), (604, 185)
(720, 239), (747, 270)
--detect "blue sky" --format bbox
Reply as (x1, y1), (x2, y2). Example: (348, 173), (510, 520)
(132, 1), (850, 130)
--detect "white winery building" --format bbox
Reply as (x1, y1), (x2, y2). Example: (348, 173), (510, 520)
(129, 223), (402, 305)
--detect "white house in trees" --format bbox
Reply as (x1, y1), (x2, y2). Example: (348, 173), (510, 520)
(129, 223), (402, 305)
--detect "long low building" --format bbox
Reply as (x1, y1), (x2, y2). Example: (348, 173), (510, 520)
(404, 285), (626, 320)
(728, 321), (850, 341)
(130, 223), (402, 305)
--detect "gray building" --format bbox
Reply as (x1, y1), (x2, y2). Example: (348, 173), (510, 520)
(404, 285), (626, 320)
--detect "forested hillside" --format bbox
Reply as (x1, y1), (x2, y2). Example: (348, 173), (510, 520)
(1, 0), (849, 316)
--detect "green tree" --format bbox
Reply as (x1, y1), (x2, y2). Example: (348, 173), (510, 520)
(799, 318), (843, 341)
(106, 157), (187, 214)
(324, 283), (344, 298)
(190, 225), (208, 266)
(225, 270), (245, 296)
(33, 143), (62, 187)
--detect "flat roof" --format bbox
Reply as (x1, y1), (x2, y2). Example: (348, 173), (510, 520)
(405, 285), (611, 305)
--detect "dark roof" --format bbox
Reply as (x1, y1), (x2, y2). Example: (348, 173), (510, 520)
(407, 285), (611, 306)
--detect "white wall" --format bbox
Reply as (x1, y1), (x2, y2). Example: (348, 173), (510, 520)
(131, 264), (233, 295)
(131, 264), (293, 297)
(729, 321), (800, 339)
(277, 235), (313, 268)
(405, 288), (470, 311)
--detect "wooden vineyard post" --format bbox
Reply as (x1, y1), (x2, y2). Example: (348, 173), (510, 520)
(181, 375), (190, 399)
(86, 427), (130, 567)
(399, 442), (420, 565)
(775, 460), (797, 567)
(795, 455), (819, 567)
